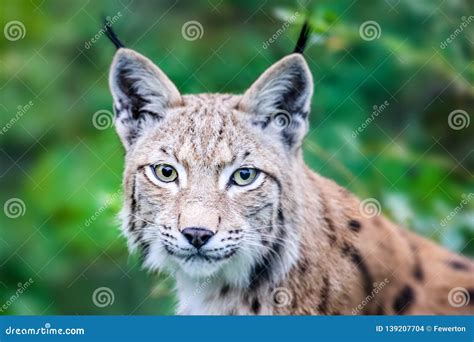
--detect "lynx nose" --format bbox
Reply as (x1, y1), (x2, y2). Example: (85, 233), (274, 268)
(181, 227), (214, 249)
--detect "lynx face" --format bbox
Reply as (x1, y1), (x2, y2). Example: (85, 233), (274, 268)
(109, 49), (313, 284)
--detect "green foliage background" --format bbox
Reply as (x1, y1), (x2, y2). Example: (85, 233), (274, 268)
(1, 0), (473, 315)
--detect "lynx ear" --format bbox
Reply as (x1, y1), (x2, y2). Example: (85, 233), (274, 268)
(239, 54), (313, 149)
(109, 48), (182, 149)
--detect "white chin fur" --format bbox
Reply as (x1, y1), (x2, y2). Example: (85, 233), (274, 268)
(178, 258), (222, 278)
(142, 241), (259, 289)
(141, 240), (226, 279)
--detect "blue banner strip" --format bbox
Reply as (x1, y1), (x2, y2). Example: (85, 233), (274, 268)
(0, 316), (472, 342)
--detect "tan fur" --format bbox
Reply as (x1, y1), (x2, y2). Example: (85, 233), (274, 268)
(277, 171), (474, 315)
(109, 48), (474, 315)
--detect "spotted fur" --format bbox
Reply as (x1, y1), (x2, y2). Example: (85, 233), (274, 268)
(108, 48), (474, 315)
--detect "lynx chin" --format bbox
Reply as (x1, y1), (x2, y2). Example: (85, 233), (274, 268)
(107, 46), (473, 315)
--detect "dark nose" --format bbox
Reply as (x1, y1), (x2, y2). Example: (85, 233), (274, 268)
(181, 227), (214, 249)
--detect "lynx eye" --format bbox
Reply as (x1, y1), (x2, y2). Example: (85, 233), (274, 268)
(152, 164), (178, 183)
(231, 168), (258, 186)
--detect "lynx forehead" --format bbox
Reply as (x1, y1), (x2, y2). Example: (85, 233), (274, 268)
(109, 47), (474, 315)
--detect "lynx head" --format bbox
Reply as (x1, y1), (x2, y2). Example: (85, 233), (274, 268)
(109, 48), (313, 286)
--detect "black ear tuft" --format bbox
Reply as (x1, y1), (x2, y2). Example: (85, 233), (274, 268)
(293, 20), (312, 54)
(103, 16), (125, 49)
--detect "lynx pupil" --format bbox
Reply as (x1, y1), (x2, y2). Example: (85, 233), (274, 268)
(239, 169), (251, 180)
(162, 166), (173, 178)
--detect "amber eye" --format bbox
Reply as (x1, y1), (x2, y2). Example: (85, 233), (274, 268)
(231, 168), (258, 186)
(152, 164), (178, 183)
